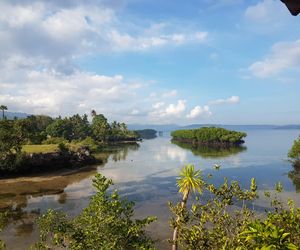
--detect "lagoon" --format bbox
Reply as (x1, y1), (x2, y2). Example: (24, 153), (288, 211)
(0, 128), (300, 249)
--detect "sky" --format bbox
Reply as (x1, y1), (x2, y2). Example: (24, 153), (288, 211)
(0, 0), (299, 125)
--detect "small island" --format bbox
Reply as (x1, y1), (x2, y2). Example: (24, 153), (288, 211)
(171, 127), (247, 147)
(135, 129), (157, 139)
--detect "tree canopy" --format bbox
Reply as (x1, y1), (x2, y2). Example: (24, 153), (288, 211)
(171, 127), (247, 145)
(288, 136), (300, 167)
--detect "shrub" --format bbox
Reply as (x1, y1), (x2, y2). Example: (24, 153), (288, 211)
(169, 166), (300, 250)
(288, 136), (300, 167)
(69, 137), (100, 153)
(34, 174), (156, 250)
(58, 142), (69, 153)
(42, 137), (68, 145)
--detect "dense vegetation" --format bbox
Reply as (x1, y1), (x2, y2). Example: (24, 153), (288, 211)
(135, 129), (157, 139)
(170, 165), (300, 250)
(34, 173), (156, 250)
(171, 127), (247, 146)
(288, 135), (300, 167)
(0, 119), (28, 172)
(0, 106), (138, 174)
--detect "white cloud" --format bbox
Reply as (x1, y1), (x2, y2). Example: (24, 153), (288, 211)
(187, 105), (212, 119)
(210, 96), (240, 105)
(244, 0), (291, 32)
(245, 0), (285, 23)
(0, 1), (210, 123)
(165, 100), (186, 116)
(152, 102), (165, 109)
(0, 69), (142, 117)
(149, 100), (186, 120)
(108, 30), (207, 51)
(0, 1), (208, 73)
(249, 40), (300, 78)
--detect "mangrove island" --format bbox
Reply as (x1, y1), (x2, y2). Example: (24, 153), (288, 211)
(171, 127), (247, 147)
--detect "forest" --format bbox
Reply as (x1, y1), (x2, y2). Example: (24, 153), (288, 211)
(0, 109), (138, 174)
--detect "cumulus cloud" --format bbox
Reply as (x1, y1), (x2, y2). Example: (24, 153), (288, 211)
(0, 1), (208, 64)
(0, 69), (141, 117)
(0, 0), (210, 123)
(149, 100), (186, 121)
(165, 100), (186, 116)
(186, 105), (212, 119)
(209, 96), (240, 105)
(249, 39), (300, 78)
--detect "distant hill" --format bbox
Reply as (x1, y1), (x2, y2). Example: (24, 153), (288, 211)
(0, 112), (29, 120)
(128, 124), (180, 132)
(274, 125), (300, 130)
(181, 124), (278, 130)
(128, 123), (300, 132)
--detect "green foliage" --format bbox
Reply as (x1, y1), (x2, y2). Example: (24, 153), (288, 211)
(44, 114), (90, 141)
(170, 166), (300, 250)
(42, 137), (68, 145)
(177, 164), (204, 194)
(91, 114), (111, 142)
(58, 142), (69, 153)
(0, 119), (28, 172)
(135, 129), (157, 139)
(69, 137), (100, 153)
(171, 127), (247, 145)
(22, 115), (54, 144)
(45, 118), (72, 139)
(35, 173), (156, 250)
(288, 136), (300, 167)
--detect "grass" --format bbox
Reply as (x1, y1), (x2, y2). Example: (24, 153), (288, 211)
(22, 144), (59, 154)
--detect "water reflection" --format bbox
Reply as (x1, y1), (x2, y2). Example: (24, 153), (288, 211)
(110, 143), (140, 162)
(0, 167), (98, 210)
(0, 143), (140, 249)
(0, 130), (300, 249)
(171, 140), (247, 159)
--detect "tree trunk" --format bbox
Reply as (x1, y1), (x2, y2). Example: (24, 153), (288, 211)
(172, 190), (190, 250)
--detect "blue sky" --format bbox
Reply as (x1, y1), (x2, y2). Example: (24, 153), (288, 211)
(0, 0), (299, 125)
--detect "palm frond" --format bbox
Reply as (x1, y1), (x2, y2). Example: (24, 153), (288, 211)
(176, 164), (204, 194)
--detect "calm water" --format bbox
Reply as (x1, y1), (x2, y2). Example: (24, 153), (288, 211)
(0, 128), (300, 249)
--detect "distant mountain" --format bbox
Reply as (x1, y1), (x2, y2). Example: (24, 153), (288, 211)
(127, 124), (180, 132)
(274, 125), (300, 130)
(181, 124), (278, 131)
(1, 112), (29, 120)
(128, 123), (300, 132)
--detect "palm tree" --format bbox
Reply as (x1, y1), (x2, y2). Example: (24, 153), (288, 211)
(172, 164), (204, 250)
(0, 105), (7, 119)
(91, 109), (97, 118)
